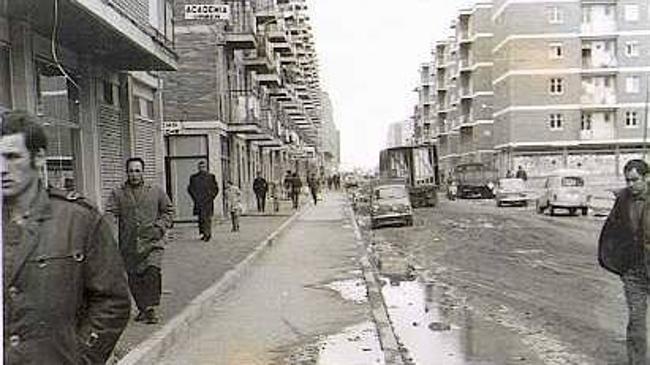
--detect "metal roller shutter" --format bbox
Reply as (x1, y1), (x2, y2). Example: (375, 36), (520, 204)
(134, 117), (157, 183)
(98, 105), (125, 204)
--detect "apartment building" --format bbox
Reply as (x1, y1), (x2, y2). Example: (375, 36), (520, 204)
(0, 0), (176, 208)
(413, 62), (435, 145)
(492, 0), (650, 176)
(320, 91), (340, 174)
(162, 0), (325, 220)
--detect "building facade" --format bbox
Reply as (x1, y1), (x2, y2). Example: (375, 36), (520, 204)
(492, 0), (650, 176)
(1, 0), (176, 208)
(162, 0), (326, 220)
(319, 91), (340, 174)
(415, 0), (649, 178)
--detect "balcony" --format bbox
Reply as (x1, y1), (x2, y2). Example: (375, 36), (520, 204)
(225, 2), (258, 50)
(580, 83), (616, 106)
(256, 73), (281, 87)
(581, 5), (617, 35)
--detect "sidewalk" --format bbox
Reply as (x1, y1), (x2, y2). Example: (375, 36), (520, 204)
(111, 199), (300, 360)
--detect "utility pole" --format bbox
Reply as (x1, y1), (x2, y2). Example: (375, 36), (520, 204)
(643, 74), (650, 161)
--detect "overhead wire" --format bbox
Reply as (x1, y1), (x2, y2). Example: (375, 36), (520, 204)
(51, 0), (80, 90)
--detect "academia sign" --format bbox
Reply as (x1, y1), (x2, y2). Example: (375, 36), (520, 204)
(184, 4), (230, 20)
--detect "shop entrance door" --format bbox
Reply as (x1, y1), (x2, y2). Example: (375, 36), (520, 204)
(165, 135), (209, 223)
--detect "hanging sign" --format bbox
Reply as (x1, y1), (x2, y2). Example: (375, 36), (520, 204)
(184, 4), (231, 20)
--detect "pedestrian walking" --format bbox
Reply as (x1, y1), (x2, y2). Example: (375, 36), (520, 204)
(290, 172), (303, 209)
(1, 110), (131, 364)
(515, 165), (528, 181)
(253, 171), (268, 213)
(307, 172), (320, 205)
(225, 181), (243, 231)
(598, 159), (650, 365)
(506, 170), (514, 178)
(284, 170), (293, 199)
(107, 157), (174, 325)
(187, 160), (219, 242)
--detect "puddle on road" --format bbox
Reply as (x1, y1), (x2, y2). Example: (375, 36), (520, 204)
(324, 278), (368, 304)
(381, 278), (536, 365)
(316, 322), (385, 365)
(279, 321), (385, 365)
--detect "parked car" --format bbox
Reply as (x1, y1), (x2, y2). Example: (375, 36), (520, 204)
(370, 183), (413, 229)
(536, 170), (589, 216)
(495, 178), (530, 207)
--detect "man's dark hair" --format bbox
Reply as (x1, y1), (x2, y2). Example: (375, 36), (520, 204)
(0, 110), (48, 156)
(125, 157), (145, 171)
(624, 159), (649, 176)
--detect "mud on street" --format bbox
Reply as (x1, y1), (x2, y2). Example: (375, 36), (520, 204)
(357, 197), (631, 365)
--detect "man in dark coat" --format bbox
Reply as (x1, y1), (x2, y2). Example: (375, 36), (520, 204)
(307, 172), (320, 205)
(2, 110), (130, 364)
(252, 171), (268, 213)
(188, 160), (219, 241)
(599, 159), (650, 365)
(515, 165), (528, 181)
(107, 157), (174, 324)
(290, 172), (303, 209)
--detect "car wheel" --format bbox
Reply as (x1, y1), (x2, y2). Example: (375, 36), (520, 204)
(496, 200), (502, 207)
(569, 208), (577, 216)
(581, 207), (588, 216)
(406, 217), (414, 227)
(549, 205), (556, 216)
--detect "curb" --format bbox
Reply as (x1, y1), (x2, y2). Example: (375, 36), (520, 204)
(117, 206), (307, 365)
(347, 206), (405, 365)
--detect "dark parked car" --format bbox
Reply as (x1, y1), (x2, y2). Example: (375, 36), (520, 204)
(370, 183), (413, 229)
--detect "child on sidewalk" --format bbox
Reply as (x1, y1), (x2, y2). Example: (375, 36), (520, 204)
(225, 181), (242, 231)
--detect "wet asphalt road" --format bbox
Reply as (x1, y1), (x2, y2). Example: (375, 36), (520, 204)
(362, 197), (632, 365)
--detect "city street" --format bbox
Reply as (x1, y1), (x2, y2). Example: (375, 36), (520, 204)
(359, 197), (630, 365)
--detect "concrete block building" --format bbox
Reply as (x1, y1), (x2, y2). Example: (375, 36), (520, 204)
(492, 0), (650, 176)
(1, 0), (176, 208)
(414, 0), (650, 178)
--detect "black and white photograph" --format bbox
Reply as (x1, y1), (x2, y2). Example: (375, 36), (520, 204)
(2, 0), (650, 364)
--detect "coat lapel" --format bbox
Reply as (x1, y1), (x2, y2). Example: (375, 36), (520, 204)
(10, 188), (53, 284)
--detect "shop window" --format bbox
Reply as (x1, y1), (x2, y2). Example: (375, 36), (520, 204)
(0, 46), (11, 110)
(36, 60), (81, 191)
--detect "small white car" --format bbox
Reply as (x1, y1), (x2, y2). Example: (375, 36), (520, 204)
(495, 178), (530, 207)
(536, 170), (589, 216)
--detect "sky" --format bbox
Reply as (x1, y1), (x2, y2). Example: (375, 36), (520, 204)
(309, 0), (477, 170)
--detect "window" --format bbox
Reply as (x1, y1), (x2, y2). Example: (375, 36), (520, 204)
(626, 41), (639, 57)
(549, 43), (563, 59)
(134, 96), (155, 119)
(625, 4), (639, 21)
(625, 111), (639, 127)
(626, 76), (640, 93)
(581, 113), (592, 130)
(548, 6), (564, 24)
(0, 46), (11, 110)
(102, 81), (114, 106)
(35, 60), (81, 191)
(549, 114), (563, 130)
(549, 78), (564, 95)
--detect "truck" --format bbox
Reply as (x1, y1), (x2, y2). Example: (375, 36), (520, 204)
(379, 145), (440, 208)
(452, 162), (497, 199)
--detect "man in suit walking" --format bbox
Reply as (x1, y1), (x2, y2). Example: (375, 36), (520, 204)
(188, 160), (219, 241)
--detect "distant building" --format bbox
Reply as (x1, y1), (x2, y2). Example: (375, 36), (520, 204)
(320, 91), (340, 173)
(387, 120), (413, 148)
